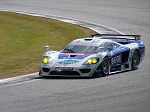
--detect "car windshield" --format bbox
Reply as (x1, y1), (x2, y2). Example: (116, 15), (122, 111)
(61, 44), (104, 54)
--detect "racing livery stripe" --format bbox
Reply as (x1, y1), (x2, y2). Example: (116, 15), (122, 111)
(137, 41), (145, 58)
(58, 53), (90, 59)
(107, 47), (129, 57)
(63, 53), (88, 55)
(90, 57), (104, 77)
(97, 42), (104, 47)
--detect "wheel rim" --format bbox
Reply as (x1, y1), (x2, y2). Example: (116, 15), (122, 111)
(102, 58), (109, 75)
(132, 51), (140, 69)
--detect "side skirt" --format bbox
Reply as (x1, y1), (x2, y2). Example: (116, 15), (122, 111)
(110, 62), (132, 74)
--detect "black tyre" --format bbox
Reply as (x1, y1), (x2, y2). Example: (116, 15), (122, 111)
(101, 57), (110, 76)
(132, 50), (140, 70)
(39, 70), (42, 76)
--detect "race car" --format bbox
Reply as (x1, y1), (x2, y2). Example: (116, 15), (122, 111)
(39, 34), (145, 78)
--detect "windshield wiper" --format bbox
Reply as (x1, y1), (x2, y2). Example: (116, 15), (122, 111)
(64, 48), (76, 53)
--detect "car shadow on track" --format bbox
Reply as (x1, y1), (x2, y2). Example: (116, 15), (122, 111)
(36, 69), (138, 80)
(37, 76), (92, 80)
(106, 69), (138, 77)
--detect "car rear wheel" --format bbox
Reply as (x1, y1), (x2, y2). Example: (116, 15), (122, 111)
(101, 57), (110, 76)
(132, 50), (140, 70)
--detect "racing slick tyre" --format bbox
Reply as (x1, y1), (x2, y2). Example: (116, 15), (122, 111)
(132, 50), (140, 70)
(39, 70), (42, 76)
(101, 57), (110, 76)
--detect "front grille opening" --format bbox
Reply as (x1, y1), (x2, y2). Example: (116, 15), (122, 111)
(70, 55), (76, 57)
(80, 69), (91, 73)
(84, 39), (93, 41)
(42, 68), (50, 73)
(50, 71), (80, 76)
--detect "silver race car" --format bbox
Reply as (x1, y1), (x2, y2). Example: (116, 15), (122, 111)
(39, 34), (145, 78)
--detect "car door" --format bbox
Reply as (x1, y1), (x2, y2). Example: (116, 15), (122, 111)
(104, 42), (123, 72)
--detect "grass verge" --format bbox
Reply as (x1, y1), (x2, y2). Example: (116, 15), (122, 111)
(0, 11), (96, 79)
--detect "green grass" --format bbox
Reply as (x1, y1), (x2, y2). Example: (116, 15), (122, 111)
(0, 11), (96, 79)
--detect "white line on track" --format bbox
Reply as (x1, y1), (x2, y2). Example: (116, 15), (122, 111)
(0, 78), (41, 88)
(0, 72), (39, 86)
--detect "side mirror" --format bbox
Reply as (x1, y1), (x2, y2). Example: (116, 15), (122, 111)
(45, 45), (50, 51)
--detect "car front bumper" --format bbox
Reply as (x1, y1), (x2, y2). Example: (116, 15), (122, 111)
(39, 63), (99, 77)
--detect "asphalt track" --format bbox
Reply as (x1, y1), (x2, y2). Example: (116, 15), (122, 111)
(0, 0), (150, 112)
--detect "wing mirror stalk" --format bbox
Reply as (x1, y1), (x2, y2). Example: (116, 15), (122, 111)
(45, 45), (50, 51)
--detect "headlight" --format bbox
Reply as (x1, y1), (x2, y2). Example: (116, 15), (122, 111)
(42, 56), (52, 64)
(83, 57), (99, 65)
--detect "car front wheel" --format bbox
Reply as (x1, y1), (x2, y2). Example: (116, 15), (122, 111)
(101, 57), (110, 76)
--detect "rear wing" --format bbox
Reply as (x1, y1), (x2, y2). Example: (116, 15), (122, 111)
(89, 34), (141, 41)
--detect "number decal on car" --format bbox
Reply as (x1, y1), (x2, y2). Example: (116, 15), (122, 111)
(111, 55), (121, 65)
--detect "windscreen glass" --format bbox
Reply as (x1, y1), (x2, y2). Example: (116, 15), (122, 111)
(61, 44), (104, 54)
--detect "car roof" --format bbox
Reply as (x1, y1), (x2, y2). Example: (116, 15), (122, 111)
(70, 38), (118, 46)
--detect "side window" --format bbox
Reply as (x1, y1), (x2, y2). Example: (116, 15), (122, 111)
(104, 42), (114, 52)
(112, 43), (120, 49)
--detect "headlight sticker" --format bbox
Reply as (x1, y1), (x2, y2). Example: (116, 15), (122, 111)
(83, 57), (99, 65)
(42, 56), (52, 64)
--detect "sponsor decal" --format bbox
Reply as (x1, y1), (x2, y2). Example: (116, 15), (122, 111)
(55, 67), (73, 71)
(111, 55), (121, 65)
(110, 65), (121, 72)
(53, 63), (61, 67)
(121, 65), (125, 71)
(58, 60), (79, 65)
(108, 47), (129, 56)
